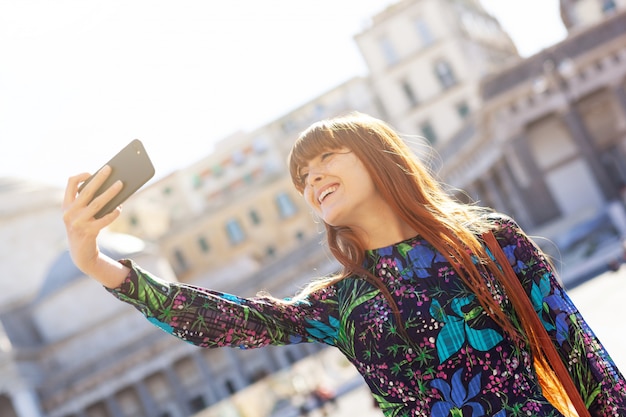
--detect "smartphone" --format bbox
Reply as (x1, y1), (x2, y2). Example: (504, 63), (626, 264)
(78, 139), (155, 219)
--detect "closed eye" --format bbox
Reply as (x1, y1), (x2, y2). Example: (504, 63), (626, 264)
(298, 150), (340, 186)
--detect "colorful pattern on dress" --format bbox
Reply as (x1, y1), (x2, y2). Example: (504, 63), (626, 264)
(109, 216), (626, 417)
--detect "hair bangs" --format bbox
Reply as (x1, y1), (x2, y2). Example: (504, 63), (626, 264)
(288, 121), (346, 192)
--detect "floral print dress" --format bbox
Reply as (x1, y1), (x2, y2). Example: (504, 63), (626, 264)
(109, 217), (626, 416)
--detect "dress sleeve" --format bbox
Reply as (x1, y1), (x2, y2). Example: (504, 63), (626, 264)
(492, 216), (626, 416)
(106, 259), (340, 349)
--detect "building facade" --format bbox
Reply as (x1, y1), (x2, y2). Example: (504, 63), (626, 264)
(560, 0), (626, 31)
(354, 0), (518, 146)
(0, 179), (66, 417)
(439, 10), (626, 279)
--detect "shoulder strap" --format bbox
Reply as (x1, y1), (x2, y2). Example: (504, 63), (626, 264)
(482, 231), (590, 417)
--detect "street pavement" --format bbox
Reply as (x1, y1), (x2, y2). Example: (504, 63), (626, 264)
(317, 265), (626, 417)
(567, 264), (626, 373)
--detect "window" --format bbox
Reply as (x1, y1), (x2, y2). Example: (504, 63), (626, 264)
(116, 389), (143, 417)
(379, 36), (398, 66)
(225, 219), (246, 245)
(212, 164), (224, 178)
(281, 119), (297, 134)
(146, 373), (171, 407)
(434, 60), (457, 89)
(276, 192), (297, 218)
(456, 101), (470, 119)
(285, 349), (299, 364)
(250, 368), (269, 383)
(414, 18), (434, 45)
(192, 174), (202, 189)
(225, 380), (237, 395)
(249, 209), (261, 225)
(252, 136), (269, 154)
(243, 172), (254, 184)
(602, 146), (626, 188)
(232, 150), (245, 166)
(401, 79), (418, 108)
(85, 402), (109, 417)
(420, 121), (438, 144)
(173, 249), (188, 271)
(188, 396), (206, 413)
(198, 236), (210, 253)
(602, 0), (617, 13)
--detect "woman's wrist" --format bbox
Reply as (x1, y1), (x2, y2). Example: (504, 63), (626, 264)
(88, 253), (131, 289)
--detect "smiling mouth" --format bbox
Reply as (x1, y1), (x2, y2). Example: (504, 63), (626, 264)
(318, 186), (337, 203)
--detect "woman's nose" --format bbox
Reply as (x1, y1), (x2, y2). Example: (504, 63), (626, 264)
(307, 169), (324, 185)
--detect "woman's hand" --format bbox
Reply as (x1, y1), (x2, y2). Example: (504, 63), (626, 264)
(62, 166), (130, 288)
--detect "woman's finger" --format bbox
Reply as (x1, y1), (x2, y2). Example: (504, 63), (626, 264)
(63, 172), (91, 209)
(93, 205), (122, 229)
(85, 179), (123, 218)
(74, 165), (112, 204)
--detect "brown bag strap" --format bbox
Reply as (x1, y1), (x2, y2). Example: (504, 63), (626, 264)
(482, 231), (590, 417)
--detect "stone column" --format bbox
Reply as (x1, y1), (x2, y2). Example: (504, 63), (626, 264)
(134, 380), (160, 417)
(560, 108), (618, 200)
(259, 347), (280, 374)
(611, 83), (626, 191)
(272, 346), (298, 369)
(164, 367), (191, 416)
(191, 353), (218, 404)
(607, 200), (626, 238)
(11, 389), (43, 417)
(225, 350), (249, 390)
(493, 159), (533, 229)
(480, 170), (508, 215)
(104, 396), (124, 417)
(507, 135), (560, 225)
(612, 82), (626, 116)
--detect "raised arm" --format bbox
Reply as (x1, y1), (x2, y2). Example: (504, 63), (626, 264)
(62, 166), (129, 288)
(63, 168), (342, 349)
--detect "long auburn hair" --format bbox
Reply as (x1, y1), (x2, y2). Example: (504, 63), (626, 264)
(287, 112), (575, 414)
(288, 112), (522, 341)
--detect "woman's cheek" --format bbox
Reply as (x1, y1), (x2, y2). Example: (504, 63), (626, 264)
(303, 188), (316, 210)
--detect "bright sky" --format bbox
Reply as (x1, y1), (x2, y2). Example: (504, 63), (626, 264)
(0, 0), (566, 189)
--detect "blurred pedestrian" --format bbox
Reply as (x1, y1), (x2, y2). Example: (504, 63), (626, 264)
(311, 383), (336, 416)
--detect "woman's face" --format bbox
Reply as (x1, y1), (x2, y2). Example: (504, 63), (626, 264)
(299, 147), (383, 228)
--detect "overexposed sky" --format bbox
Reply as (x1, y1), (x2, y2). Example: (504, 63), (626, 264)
(0, 1), (566, 188)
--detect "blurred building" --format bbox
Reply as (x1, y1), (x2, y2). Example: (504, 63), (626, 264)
(560, 0), (626, 31)
(2, 1), (626, 417)
(0, 179), (65, 308)
(439, 9), (626, 280)
(354, 0), (519, 146)
(0, 178), (65, 417)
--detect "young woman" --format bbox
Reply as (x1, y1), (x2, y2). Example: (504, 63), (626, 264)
(63, 112), (626, 416)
